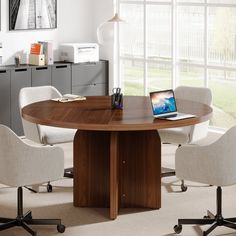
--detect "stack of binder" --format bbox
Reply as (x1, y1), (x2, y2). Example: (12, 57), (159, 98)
(29, 41), (53, 66)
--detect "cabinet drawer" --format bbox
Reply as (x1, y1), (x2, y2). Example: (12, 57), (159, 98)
(0, 70), (10, 127)
(52, 64), (71, 94)
(72, 83), (107, 96)
(32, 66), (51, 86)
(11, 68), (31, 135)
(72, 61), (108, 86)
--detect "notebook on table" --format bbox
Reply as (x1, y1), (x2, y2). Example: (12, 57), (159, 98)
(149, 89), (196, 120)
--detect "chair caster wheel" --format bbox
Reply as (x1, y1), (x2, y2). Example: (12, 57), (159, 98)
(174, 224), (182, 234)
(47, 183), (52, 192)
(57, 224), (66, 233)
(181, 184), (187, 192)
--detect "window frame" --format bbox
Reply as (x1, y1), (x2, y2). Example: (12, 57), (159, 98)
(117, 0), (236, 130)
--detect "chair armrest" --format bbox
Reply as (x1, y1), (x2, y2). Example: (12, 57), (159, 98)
(2, 137), (64, 187)
(176, 130), (236, 186)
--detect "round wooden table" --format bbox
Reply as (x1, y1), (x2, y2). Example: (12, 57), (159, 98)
(22, 96), (212, 220)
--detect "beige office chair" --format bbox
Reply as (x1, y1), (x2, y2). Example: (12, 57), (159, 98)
(19, 86), (76, 191)
(174, 125), (236, 236)
(159, 86), (212, 191)
(0, 125), (65, 235)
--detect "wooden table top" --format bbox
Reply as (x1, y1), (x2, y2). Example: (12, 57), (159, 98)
(22, 96), (213, 131)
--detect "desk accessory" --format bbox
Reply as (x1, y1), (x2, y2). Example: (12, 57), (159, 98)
(52, 94), (86, 102)
(111, 88), (123, 109)
(14, 54), (20, 67)
(29, 54), (45, 66)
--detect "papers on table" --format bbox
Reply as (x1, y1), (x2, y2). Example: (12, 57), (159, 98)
(52, 94), (86, 102)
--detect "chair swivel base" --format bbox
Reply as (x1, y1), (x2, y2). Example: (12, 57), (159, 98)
(161, 167), (187, 192)
(44, 167), (73, 193)
(174, 187), (236, 236)
(0, 211), (65, 236)
(64, 167), (73, 178)
(25, 166), (74, 193)
(0, 187), (66, 236)
(174, 212), (236, 236)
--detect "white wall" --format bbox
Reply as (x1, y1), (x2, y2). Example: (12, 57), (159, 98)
(0, 0), (94, 64)
(92, 0), (115, 93)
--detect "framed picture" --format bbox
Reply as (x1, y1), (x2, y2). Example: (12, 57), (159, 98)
(9, 0), (57, 30)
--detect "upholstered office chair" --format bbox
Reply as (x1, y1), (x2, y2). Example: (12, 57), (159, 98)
(159, 86), (212, 191)
(19, 86), (76, 189)
(0, 125), (65, 236)
(173, 125), (236, 236)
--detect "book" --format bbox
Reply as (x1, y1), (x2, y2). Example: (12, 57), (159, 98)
(52, 94), (86, 103)
(38, 41), (53, 65)
(30, 43), (43, 55)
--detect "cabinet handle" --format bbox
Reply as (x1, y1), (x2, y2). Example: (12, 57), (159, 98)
(79, 62), (97, 66)
(15, 68), (27, 72)
(89, 84), (96, 87)
(87, 62), (97, 65)
(36, 67), (48, 70)
(0, 70), (7, 73)
(56, 65), (67, 68)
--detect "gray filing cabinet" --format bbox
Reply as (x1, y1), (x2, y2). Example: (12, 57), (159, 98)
(52, 64), (71, 94)
(72, 61), (108, 96)
(0, 60), (108, 135)
(11, 67), (31, 136)
(0, 69), (10, 127)
(32, 66), (51, 87)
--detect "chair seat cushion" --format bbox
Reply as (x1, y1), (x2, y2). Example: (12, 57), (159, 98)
(39, 125), (77, 144)
(158, 127), (192, 144)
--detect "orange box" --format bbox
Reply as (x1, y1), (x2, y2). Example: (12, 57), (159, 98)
(30, 43), (43, 55)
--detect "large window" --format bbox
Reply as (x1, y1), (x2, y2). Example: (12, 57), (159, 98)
(118, 0), (236, 129)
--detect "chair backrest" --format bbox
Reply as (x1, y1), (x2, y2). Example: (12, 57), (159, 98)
(176, 125), (236, 186)
(0, 124), (64, 187)
(175, 86), (212, 106)
(175, 86), (212, 143)
(210, 125), (236, 186)
(0, 125), (26, 186)
(19, 86), (61, 108)
(19, 86), (62, 143)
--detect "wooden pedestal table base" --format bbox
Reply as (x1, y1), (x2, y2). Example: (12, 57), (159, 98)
(73, 130), (161, 220)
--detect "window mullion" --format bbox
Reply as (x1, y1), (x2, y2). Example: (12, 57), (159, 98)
(144, 0), (147, 96)
(172, 0), (177, 89)
(204, 0), (208, 88)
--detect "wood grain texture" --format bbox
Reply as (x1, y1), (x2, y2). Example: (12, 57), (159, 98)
(73, 130), (110, 207)
(118, 130), (161, 209)
(73, 129), (161, 219)
(22, 96), (212, 219)
(110, 132), (119, 220)
(22, 96), (213, 131)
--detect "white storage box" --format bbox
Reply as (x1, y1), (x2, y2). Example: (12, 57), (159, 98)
(29, 54), (45, 66)
(60, 43), (99, 63)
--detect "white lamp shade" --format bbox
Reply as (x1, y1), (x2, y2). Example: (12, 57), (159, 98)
(97, 22), (115, 45)
(97, 13), (124, 45)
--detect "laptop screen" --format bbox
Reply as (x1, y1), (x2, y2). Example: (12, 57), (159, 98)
(150, 90), (177, 116)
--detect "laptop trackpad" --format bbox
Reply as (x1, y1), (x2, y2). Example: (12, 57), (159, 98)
(165, 113), (196, 120)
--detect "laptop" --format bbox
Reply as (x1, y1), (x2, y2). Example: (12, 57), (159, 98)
(149, 89), (196, 120)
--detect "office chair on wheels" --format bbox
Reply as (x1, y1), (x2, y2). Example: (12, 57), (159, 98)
(0, 125), (65, 236)
(173, 125), (236, 236)
(159, 86), (212, 191)
(19, 86), (76, 192)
